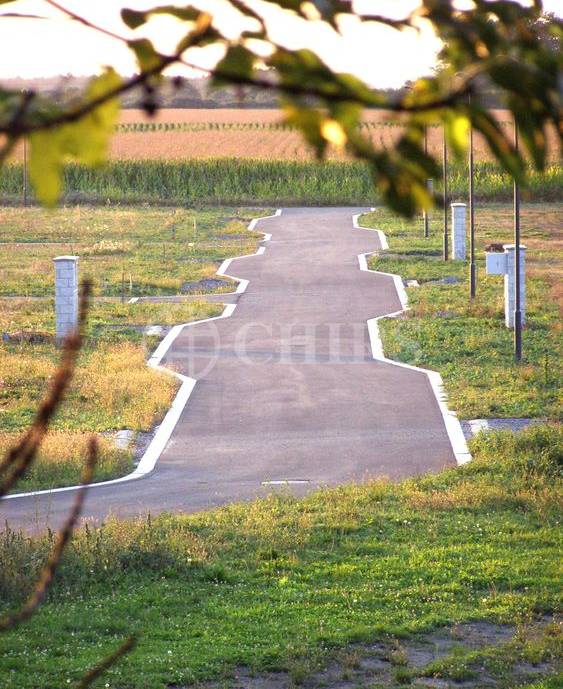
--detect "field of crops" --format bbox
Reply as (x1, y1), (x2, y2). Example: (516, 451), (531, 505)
(2, 158), (561, 207)
(114, 107), (556, 160)
(8, 108), (560, 163)
(3, 108), (560, 206)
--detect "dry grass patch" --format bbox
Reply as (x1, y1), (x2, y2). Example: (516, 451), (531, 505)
(0, 432), (132, 492)
(73, 342), (178, 430)
(0, 340), (177, 433)
(0, 298), (221, 332)
(0, 206), (262, 297)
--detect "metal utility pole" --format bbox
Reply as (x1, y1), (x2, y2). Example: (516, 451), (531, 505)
(469, 116), (476, 298)
(442, 128), (449, 261)
(423, 126), (429, 238)
(23, 137), (28, 207)
(514, 121), (522, 361)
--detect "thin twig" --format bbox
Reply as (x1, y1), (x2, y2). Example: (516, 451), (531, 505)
(76, 635), (136, 689)
(44, 0), (130, 44)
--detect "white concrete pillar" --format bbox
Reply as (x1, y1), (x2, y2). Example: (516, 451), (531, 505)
(451, 203), (467, 260)
(503, 244), (526, 329)
(54, 256), (79, 341)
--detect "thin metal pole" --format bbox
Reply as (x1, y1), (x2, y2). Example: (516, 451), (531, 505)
(469, 119), (476, 298)
(443, 128), (448, 261)
(23, 137), (28, 207)
(514, 121), (522, 361)
(423, 126), (429, 238)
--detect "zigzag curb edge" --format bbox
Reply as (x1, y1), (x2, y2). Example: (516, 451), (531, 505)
(4, 209), (282, 501)
(353, 211), (471, 466)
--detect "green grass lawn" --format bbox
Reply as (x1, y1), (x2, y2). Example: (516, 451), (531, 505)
(361, 203), (562, 420)
(0, 425), (560, 688)
(0, 205), (265, 491)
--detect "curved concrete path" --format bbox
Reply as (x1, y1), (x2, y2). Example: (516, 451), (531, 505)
(1, 207), (461, 532)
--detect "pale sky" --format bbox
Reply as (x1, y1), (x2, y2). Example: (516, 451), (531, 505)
(0, 0), (560, 87)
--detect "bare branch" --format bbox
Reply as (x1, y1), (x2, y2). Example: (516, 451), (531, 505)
(43, 0), (136, 46)
(0, 13), (49, 20)
(76, 635), (136, 689)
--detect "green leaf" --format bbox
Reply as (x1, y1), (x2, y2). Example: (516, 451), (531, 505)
(128, 38), (162, 72)
(121, 8), (147, 29)
(147, 6), (201, 21)
(213, 45), (256, 86)
(444, 112), (470, 157)
(29, 129), (64, 206)
(122, 5), (202, 31)
(471, 107), (524, 182)
(29, 68), (122, 206)
(281, 103), (327, 159)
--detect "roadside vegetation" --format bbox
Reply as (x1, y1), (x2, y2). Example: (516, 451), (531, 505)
(361, 203), (562, 420)
(0, 424), (560, 687)
(1, 159), (561, 206)
(0, 206), (264, 491)
(0, 433), (132, 493)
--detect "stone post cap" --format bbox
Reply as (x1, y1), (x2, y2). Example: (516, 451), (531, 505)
(502, 244), (527, 251)
(53, 255), (79, 262)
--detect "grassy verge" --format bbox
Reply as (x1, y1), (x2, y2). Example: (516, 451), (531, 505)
(0, 299), (221, 335)
(0, 424), (560, 688)
(1, 159), (561, 206)
(361, 203), (562, 420)
(0, 205), (264, 490)
(0, 433), (132, 493)
(0, 305), (218, 492)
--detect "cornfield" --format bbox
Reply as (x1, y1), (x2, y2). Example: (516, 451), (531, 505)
(2, 108), (560, 205)
(8, 108), (560, 163)
(1, 158), (561, 206)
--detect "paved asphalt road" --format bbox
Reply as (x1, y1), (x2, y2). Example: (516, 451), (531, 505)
(1, 207), (456, 532)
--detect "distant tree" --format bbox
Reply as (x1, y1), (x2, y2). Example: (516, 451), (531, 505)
(0, 0), (560, 214)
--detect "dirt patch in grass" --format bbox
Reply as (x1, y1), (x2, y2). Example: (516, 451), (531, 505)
(193, 618), (560, 689)
(181, 277), (233, 293)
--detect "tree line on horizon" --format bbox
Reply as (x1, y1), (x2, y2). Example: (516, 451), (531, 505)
(1, 74), (513, 110)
